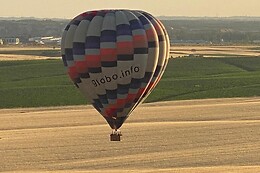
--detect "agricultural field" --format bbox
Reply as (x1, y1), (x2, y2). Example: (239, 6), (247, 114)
(147, 56), (260, 102)
(0, 97), (260, 172)
(0, 46), (260, 172)
(0, 46), (60, 61)
(0, 53), (259, 108)
(171, 45), (260, 57)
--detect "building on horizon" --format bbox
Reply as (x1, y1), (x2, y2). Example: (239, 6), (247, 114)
(29, 36), (61, 45)
(1, 38), (20, 45)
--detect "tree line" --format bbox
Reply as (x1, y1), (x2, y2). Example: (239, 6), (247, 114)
(1, 18), (260, 44)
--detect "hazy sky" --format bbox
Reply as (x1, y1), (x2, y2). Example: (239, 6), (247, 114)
(1, 0), (260, 18)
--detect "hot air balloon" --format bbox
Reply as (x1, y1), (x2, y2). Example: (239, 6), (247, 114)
(61, 9), (170, 141)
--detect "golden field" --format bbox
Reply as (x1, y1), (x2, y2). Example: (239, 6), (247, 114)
(171, 45), (260, 57)
(0, 97), (260, 172)
(0, 45), (259, 61)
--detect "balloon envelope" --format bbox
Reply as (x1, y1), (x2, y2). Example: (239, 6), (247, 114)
(61, 9), (170, 130)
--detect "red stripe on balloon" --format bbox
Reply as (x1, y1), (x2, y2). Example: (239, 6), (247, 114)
(68, 66), (78, 81)
(105, 107), (117, 117)
(126, 93), (136, 103)
(101, 48), (117, 61)
(75, 61), (88, 73)
(117, 42), (133, 54)
(85, 55), (101, 68)
(116, 99), (126, 107)
(145, 28), (155, 41)
(133, 35), (147, 47)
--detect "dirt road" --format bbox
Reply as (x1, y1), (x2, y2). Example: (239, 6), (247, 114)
(0, 97), (260, 172)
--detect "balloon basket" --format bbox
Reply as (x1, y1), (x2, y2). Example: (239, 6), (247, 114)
(110, 130), (122, 141)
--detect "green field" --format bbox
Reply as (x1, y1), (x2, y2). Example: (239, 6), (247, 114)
(0, 57), (259, 108)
